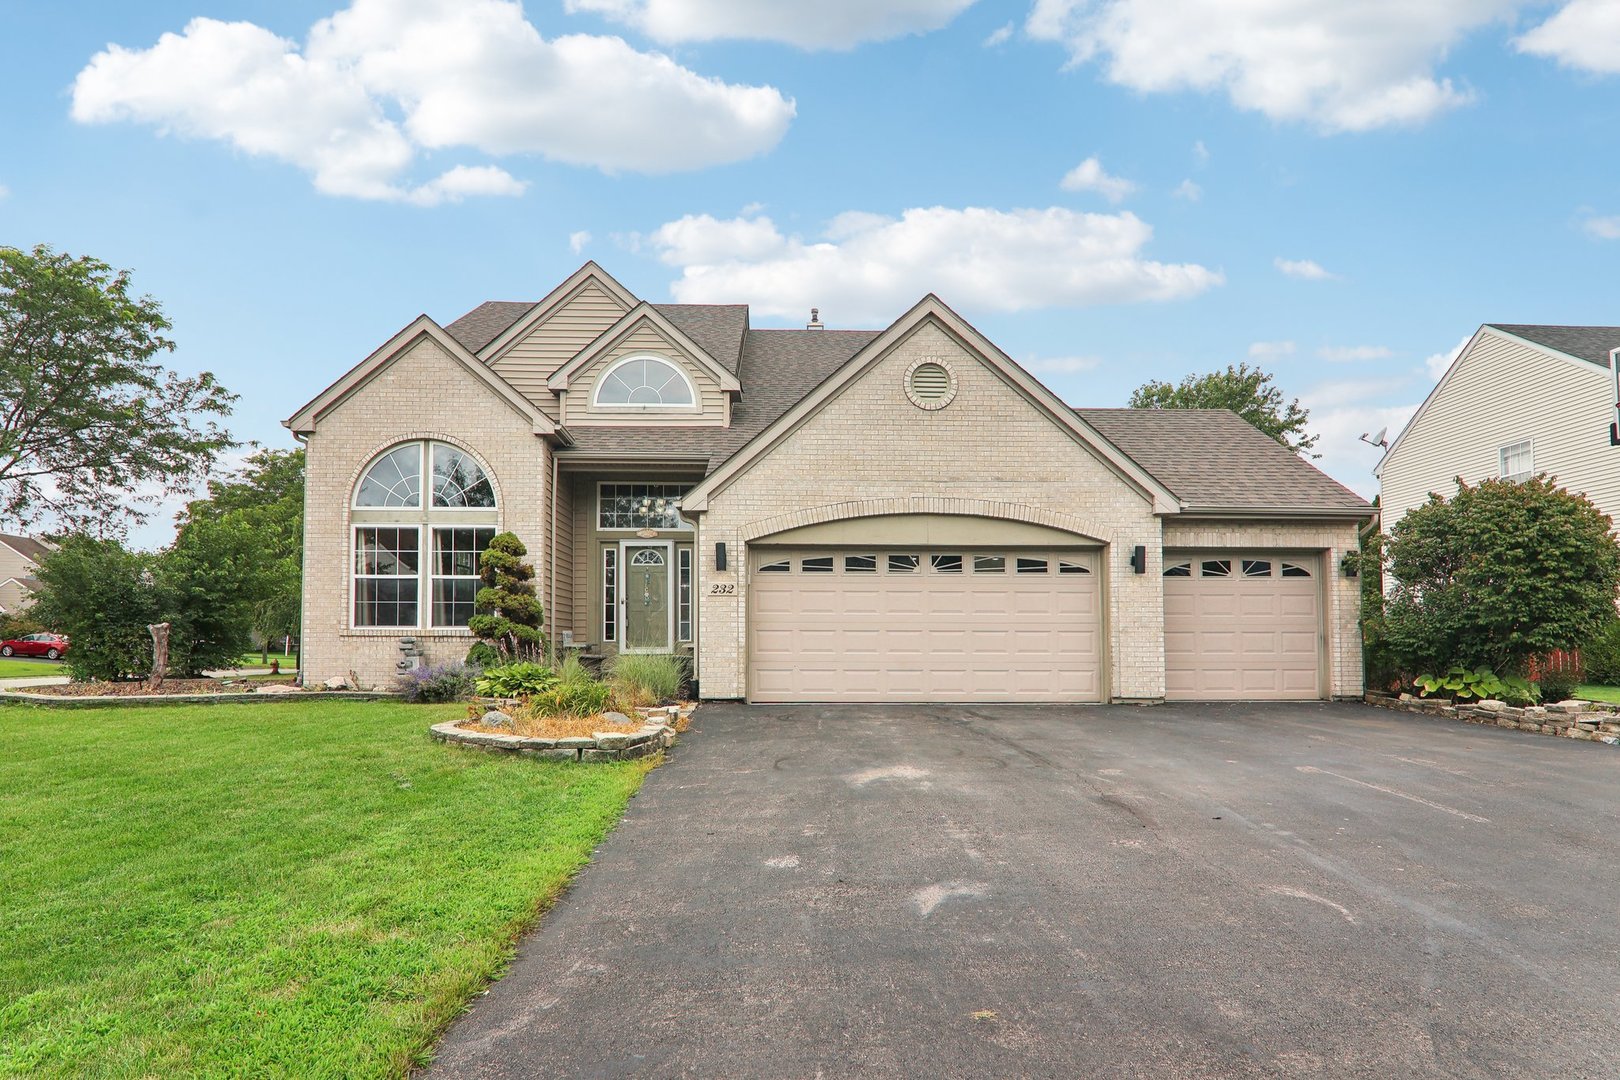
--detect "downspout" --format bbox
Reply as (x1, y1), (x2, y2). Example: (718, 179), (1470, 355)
(292, 430), (310, 686)
(550, 447), (559, 664)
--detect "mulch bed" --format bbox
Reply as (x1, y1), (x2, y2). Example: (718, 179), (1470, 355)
(29, 678), (300, 697)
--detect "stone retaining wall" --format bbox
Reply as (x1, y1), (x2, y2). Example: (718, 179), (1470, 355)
(1366, 691), (1620, 745)
(430, 716), (677, 762)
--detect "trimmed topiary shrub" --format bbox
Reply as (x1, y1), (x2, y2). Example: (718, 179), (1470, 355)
(466, 532), (544, 664)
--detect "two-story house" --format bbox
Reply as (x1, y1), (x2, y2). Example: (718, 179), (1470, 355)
(0, 533), (53, 614)
(287, 263), (1371, 703)
(1378, 324), (1620, 531)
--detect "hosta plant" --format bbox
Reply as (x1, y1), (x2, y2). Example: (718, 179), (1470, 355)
(1416, 665), (1536, 705)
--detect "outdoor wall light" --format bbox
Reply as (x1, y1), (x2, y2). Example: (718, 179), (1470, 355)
(1131, 545), (1146, 574)
(715, 542), (727, 571)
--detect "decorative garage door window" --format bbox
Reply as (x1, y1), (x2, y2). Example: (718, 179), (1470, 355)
(757, 552), (1094, 575)
(352, 441), (499, 628)
(598, 483), (691, 531)
(1164, 559), (1312, 579)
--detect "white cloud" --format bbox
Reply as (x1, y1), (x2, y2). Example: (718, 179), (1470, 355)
(1192, 139), (1210, 164)
(1318, 344), (1393, 362)
(569, 230), (593, 254)
(1172, 178), (1202, 201)
(1059, 156), (1136, 202)
(1425, 334), (1471, 380)
(1024, 355), (1101, 374)
(984, 22), (1014, 46)
(1025, 0), (1513, 132)
(70, 1), (795, 202)
(645, 206), (1222, 324)
(1516, 0), (1620, 74)
(566, 0), (975, 48)
(1302, 399), (1420, 497)
(0, 184), (9, 200)
(1583, 214), (1620, 240)
(1275, 256), (1335, 280)
(1248, 340), (1296, 360)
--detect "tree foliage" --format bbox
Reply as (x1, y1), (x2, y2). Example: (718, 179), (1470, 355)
(0, 244), (236, 536)
(178, 447), (303, 654)
(1129, 362), (1318, 456)
(467, 532), (544, 663)
(1382, 476), (1620, 678)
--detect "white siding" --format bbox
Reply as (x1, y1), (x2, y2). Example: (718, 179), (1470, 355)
(490, 281), (628, 410)
(1381, 331), (1620, 531)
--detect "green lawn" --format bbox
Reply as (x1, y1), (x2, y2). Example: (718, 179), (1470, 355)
(1575, 684), (1620, 704)
(0, 700), (655, 1078)
(232, 652), (299, 670)
(0, 658), (64, 679)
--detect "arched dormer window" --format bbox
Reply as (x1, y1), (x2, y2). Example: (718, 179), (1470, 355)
(593, 355), (696, 408)
(351, 441), (498, 629)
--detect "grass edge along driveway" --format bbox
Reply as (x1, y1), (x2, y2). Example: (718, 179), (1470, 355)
(0, 699), (655, 1079)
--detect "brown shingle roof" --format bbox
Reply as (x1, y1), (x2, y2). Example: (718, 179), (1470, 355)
(1075, 408), (1371, 513)
(0, 534), (52, 564)
(654, 304), (748, 374)
(560, 329), (880, 469)
(1487, 324), (1620, 368)
(444, 301), (533, 353)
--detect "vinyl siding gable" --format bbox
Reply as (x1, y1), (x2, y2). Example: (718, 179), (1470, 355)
(490, 281), (629, 411)
(1381, 331), (1620, 530)
(562, 320), (729, 427)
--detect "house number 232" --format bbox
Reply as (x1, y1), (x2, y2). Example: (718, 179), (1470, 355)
(708, 583), (736, 595)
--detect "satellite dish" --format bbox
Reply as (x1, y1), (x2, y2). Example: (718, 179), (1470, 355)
(1371, 426), (1387, 446)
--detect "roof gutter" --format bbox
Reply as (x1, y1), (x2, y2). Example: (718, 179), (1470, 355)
(1174, 504), (1376, 520)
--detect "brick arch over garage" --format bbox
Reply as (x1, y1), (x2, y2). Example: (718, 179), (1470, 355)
(737, 497), (1115, 546)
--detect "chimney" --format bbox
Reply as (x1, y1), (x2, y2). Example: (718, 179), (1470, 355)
(806, 307), (824, 330)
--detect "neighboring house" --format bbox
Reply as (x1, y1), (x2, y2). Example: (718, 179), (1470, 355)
(1378, 324), (1620, 532)
(287, 263), (1371, 703)
(0, 533), (53, 613)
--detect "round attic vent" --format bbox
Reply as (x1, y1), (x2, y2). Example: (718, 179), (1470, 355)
(905, 358), (957, 410)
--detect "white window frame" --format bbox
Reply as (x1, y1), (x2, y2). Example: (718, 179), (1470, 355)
(350, 440), (499, 631)
(602, 546), (618, 643)
(677, 547), (692, 642)
(429, 526), (496, 629)
(352, 526), (423, 629)
(1499, 439), (1534, 483)
(596, 482), (693, 532)
(591, 354), (699, 410)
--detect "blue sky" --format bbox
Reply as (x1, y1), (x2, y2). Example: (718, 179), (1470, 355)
(4, 0), (1619, 547)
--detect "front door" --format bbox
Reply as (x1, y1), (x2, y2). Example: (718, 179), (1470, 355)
(621, 542), (672, 652)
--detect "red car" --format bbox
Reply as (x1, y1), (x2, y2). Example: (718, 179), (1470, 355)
(1, 633), (69, 660)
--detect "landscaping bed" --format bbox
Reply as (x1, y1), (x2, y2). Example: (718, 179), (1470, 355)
(0, 699), (655, 1078)
(24, 676), (298, 696)
(1367, 690), (1620, 744)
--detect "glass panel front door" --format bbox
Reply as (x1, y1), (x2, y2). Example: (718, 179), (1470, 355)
(622, 544), (671, 651)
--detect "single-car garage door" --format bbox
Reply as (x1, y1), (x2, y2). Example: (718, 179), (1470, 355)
(1163, 553), (1322, 700)
(749, 548), (1102, 703)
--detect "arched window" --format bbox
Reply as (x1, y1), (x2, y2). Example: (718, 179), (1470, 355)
(593, 355), (696, 408)
(351, 441), (499, 629)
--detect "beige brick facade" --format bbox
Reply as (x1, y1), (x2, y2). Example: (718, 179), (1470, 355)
(691, 320), (1170, 701)
(300, 335), (549, 687)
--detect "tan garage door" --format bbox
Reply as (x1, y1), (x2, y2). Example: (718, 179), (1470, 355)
(749, 548), (1102, 703)
(1163, 553), (1322, 700)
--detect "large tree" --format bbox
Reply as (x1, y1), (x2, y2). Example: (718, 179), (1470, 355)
(0, 244), (236, 535)
(177, 446), (303, 660)
(1129, 362), (1318, 456)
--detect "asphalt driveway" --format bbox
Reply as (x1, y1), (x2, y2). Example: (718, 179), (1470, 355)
(427, 703), (1620, 1079)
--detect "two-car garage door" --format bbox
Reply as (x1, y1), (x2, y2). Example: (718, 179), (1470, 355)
(749, 548), (1102, 703)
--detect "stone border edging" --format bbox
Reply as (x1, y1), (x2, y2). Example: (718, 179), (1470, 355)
(430, 713), (679, 762)
(1365, 690), (1620, 745)
(0, 689), (399, 709)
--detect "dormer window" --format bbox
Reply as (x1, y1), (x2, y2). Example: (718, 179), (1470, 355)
(594, 355), (696, 408)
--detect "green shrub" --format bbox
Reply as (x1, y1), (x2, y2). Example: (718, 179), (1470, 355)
(606, 653), (686, 707)
(1416, 665), (1537, 705)
(398, 662), (479, 704)
(466, 532), (544, 664)
(529, 680), (612, 718)
(1583, 619), (1620, 685)
(1383, 477), (1620, 676)
(464, 641), (502, 669)
(1530, 650), (1584, 704)
(474, 661), (558, 698)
